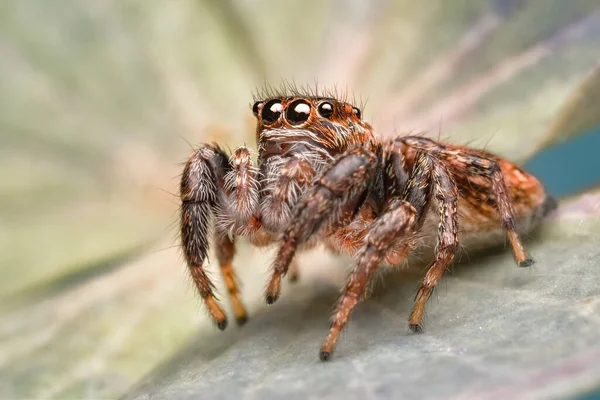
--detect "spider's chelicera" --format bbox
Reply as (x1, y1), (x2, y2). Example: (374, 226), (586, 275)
(179, 89), (556, 361)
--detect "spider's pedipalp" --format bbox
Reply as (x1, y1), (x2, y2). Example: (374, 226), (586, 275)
(259, 155), (316, 232)
(222, 146), (259, 230)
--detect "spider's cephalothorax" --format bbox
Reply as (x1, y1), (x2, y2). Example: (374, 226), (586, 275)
(179, 90), (556, 361)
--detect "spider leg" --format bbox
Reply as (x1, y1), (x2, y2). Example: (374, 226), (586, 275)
(319, 151), (433, 360)
(266, 147), (379, 304)
(180, 145), (258, 329)
(401, 137), (534, 331)
(448, 152), (533, 266)
(408, 159), (459, 332)
(320, 199), (418, 361)
(214, 233), (248, 325)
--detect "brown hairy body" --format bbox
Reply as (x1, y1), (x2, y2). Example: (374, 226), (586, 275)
(179, 88), (556, 361)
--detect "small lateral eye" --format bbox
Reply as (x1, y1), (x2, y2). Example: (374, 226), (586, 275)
(261, 99), (283, 123)
(317, 102), (334, 118)
(252, 101), (262, 116)
(286, 99), (311, 125)
(352, 107), (361, 119)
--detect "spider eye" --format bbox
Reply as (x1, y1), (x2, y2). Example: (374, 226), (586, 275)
(352, 107), (361, 119)
(252, 101), (262, 116)
(317, 102), (334, 119)
(286, 100), (311, 125)
(261, 99), (283, 123)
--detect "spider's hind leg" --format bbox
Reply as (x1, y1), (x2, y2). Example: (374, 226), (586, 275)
(441, 149), (534, 267)
(402, 136), (540, 331)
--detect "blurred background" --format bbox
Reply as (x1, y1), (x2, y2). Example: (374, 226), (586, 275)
(1, 1), (600, 399)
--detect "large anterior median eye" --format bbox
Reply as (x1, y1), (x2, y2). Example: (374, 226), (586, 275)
(261, 99), (283, 123)
(286, 99), (311, 125)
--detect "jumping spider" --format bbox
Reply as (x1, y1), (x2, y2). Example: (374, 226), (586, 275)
(179, 88), (556, 361)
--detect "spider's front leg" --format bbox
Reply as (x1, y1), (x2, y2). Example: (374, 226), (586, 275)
(180, 145), (258, 329)
(265, 147), (379, 304)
